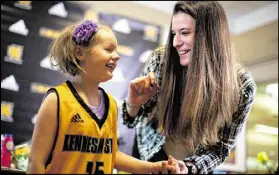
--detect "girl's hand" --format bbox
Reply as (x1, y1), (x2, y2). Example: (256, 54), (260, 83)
(165, 155), (189, 174)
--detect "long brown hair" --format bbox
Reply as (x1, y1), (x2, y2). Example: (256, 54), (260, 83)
(158, 1), (240, 153)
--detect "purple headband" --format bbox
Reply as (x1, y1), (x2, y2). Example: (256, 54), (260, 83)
(72, 20), (98, 46)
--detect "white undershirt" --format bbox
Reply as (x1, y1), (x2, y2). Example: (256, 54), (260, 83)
(88, 90), (105, 120)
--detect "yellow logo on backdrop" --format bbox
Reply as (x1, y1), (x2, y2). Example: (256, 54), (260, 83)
(30, 82), (52, 94)
(117, 45), (134, 57)
(39, 27), (62, 40)
(1, 101), (14, 122)
(84, 10), (98, 22)
(14, 1), (32, 10)
(4, 44), (24, 65)
(144, 25), (158, 42)
(18, 1), (31, 6)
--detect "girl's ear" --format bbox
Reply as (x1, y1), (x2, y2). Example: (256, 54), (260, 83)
(74, 46), (84, 61)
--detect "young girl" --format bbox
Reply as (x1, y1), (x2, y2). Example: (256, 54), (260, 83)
(26, 20), (176, 174)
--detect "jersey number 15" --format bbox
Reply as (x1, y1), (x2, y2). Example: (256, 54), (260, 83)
(86, 161), (104, 174)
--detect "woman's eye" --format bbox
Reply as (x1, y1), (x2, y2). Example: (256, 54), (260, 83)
(181, 31), (190, 35)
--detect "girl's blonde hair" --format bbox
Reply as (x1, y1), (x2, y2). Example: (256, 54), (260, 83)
(49, 21), (112, 76)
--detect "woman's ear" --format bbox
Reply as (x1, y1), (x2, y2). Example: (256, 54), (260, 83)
(74, 46), (84, 61)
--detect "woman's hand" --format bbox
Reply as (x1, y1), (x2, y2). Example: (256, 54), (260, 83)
(127, 72), (159, 107)
(176, 160), (188, 174)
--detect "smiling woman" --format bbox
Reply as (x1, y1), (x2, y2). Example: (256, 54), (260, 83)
(171, 12), (196, 66)
(121, 1), (257, 174)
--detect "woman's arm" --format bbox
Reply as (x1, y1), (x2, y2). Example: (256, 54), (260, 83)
(26, 92), (58, 174)
(122, 47), (165, 128)
(183, 72), (256, 174)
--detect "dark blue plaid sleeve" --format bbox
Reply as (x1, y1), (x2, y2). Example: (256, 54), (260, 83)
(121, 47), (164, 128)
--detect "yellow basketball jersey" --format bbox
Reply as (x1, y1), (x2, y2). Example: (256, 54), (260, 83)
(44, 81), (118, 174)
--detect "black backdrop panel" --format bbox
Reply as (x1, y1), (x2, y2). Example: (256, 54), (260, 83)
(1, 1), (88, 145)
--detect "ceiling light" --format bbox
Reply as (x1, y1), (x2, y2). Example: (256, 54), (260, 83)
(266, 83), (278, 99)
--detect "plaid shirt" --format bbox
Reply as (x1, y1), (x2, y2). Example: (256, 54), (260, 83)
(121, 47), (256, 174)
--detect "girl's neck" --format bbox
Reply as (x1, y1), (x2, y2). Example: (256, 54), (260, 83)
(72, 75), (100, 107)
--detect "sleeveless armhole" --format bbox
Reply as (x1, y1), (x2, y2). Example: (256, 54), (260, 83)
(112, 98), (118, 120)
(44, 88), (60, 168)
(113, 98), (118, 153)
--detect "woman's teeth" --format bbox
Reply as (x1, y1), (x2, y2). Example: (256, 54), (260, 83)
(179, 50), (189, 55)
(179, 51), (186, 55)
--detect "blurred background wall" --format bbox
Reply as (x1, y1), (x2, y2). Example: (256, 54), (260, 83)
(1, 1), (278, 174)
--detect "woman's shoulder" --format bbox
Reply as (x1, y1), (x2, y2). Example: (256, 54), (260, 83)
(236, 63), (256, 87)
(153, 45), (166, 53)
(142, 46), (165, 73)
(149, 45), (166, 62)
(236, 63), (257, 104)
